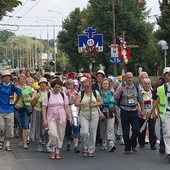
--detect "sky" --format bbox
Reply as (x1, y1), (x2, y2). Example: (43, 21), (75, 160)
(0, 0), (161, 39)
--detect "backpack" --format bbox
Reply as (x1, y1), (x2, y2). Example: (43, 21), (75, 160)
(117, 85), (139, 106)
(47, 91), (65, 101)
(80, 90), (97, 102)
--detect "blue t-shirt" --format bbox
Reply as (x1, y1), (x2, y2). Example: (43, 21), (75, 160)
(0, 82), (22, 113)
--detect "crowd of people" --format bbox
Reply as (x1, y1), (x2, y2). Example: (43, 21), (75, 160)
(0, 66), (170, 162)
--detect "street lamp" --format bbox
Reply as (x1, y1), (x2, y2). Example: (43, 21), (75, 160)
(157, 40), (169, 68)
(48, 10), (64, 25)
(37, 20), (50, 61)
(42, 19), (56, 72)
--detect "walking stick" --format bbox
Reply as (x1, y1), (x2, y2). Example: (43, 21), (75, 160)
(89, 62), (93, 121)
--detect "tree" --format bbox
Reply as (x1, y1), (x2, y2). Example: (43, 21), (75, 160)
(57, 8), (85, 72)
(58, 0), (159, 75)
(0, 0), (22, 20)
(6, 36), (44, 69)
(155, 0), (170, 66)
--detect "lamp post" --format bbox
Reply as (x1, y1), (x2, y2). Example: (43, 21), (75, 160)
(37, 20), (50, 61)
(48, 10), (64, 71)
(48, 10), (64, 25)
(112, 0), (117, 76)
(42, 19), (56, 72)
(157, 40), (169, 68)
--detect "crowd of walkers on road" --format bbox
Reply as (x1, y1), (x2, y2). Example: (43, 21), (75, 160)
(0, 66), (170, 162)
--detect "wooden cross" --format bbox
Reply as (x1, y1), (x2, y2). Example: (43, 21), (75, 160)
(121, 31), (139, 82)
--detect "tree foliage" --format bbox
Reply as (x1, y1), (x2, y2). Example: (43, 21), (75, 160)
(0, 0), (22, 20)
(57, 0), (160, 75)
(155, 0), (170, 67)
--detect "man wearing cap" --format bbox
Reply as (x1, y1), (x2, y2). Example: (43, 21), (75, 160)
(148, 67), (170, 160)
(0, 70), (22, 151)
(152, 67), (170, 154)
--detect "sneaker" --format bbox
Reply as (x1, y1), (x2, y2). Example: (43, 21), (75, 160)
(145, 136), (149, 144)
(66, 144), (71, 151)
(37, 145), (43, 152)
(159, 147), (165, 154)
(150, 146), (156, 150)
(46, 146), (51, 153)
(120, 138), (125, 145)
(18, 141), (23, 147)
(74, 146), (80, 153)
(109, 146), (116, 152)
(23, 144), (29, 149)
(102, 141), (107, 150)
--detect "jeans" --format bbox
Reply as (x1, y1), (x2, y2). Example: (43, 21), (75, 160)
(120, 109), (139, 151)
(65, 120), (80, 139)
(160, 119), (165, 149)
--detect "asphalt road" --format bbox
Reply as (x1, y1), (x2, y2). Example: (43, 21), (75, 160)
(7, 120), (169, 170)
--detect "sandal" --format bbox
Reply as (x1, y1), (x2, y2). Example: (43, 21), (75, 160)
(88, 153), (94, 157)
(50, 152), (56, 159)
(82, 149), (89, 157)
(5, 146), (12, 151)
(56, 153), (61, 160)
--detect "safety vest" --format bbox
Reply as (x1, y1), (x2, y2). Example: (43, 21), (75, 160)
(157, 84), (168, 120)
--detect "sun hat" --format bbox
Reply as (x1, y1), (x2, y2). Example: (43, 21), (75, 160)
(96, 70), (105, 77)
(38, 77), (48, 85)
(1, 70), (11, 77)
(163, 67), (170, 74)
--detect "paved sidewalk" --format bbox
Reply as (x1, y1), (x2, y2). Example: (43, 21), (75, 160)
(0, 147), (22, 170)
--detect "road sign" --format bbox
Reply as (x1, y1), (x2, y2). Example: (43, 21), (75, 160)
(78, 27), (103, 53)
(111, 46), (118, 58)
(110, 57), (121, 64)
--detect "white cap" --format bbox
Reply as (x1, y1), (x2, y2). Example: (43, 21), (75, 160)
(163, 67), (170, 74)
(108, 76), (118, 83)
(1, 70), (11, 77)
(96, 70), (105, 77)
(38, 77), (48, 85)
(78, 73), (83, 77)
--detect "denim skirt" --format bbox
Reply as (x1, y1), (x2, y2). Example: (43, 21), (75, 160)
(14, 107), (30, 129)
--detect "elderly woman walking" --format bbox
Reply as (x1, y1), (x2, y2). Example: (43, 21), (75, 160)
(42, 78), (72, 160)
(31, 77), (49, 151)
(75, 79), (103, 157)
(15, 74), (33, 149)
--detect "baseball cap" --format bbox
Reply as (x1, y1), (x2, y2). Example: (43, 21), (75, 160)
(163, 67), (170, 74)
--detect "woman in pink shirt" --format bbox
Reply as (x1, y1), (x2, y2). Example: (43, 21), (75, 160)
(42, 78), (72, 160)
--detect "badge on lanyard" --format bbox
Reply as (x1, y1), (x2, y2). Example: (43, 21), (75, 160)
(144, 100), (151, 109)
(9, 96), (14, 104)
(127, 94), (135, 104)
